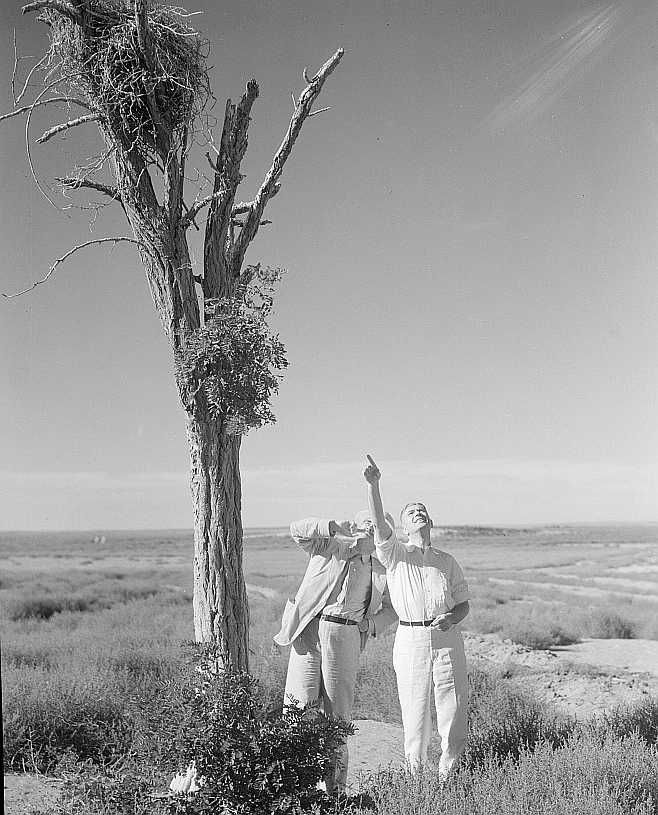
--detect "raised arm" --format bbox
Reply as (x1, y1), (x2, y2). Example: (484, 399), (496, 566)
(289, 517), (354, 558)
(364, 455), (400, 568)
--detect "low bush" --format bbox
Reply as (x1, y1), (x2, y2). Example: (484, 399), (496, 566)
(367, 732), (658, 815)
(57, 646), (354, 815)
(3, 667), (134, 772)
(5, 583), (163, 621)
(503, 620), (578, 650)
(590, 697), (658, 746)
(464, 666), (574, 767)
(575, 609), (636, 639)
(170, 648), (353, 815)
(2, 597), (192, 772)
(465, 600), (580, 649)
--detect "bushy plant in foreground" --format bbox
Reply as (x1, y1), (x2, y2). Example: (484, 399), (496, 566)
(168, 648), (353, 815)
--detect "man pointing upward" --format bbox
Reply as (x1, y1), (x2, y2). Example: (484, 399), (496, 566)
(364, 454), (470, 778)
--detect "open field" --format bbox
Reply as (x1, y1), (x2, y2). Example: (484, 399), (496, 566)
(2, 524), (658, 814)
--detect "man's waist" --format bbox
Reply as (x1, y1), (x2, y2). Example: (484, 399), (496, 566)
(317, 613), (359, 626)
(399, 619), (434, 627)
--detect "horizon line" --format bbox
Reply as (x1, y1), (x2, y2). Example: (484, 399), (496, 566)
(1, 520), (657, 534)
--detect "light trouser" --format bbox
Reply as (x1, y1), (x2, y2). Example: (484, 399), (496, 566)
(392, 625), (468, 776)
(283, 616), (360, 793)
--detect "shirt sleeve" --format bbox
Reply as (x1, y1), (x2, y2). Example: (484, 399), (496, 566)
(374, 527), (402, 569)
(448, 556), (470, 604)
(289, 518), (338, 557)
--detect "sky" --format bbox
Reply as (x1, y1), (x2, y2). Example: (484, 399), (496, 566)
(1, 0), (657, 530)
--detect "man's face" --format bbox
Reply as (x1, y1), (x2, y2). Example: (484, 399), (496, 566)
(401, 502), (431, 534)
(355, 519), (374, 537)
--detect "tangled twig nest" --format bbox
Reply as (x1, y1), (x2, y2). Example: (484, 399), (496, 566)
(40, 1), (210, 158)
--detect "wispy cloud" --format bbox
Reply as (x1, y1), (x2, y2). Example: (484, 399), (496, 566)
(483, 2), (630, 134)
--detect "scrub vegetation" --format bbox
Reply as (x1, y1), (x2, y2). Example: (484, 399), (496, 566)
(2, 525), (658, 813)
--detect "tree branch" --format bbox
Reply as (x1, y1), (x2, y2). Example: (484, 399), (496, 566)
(21, 0), (81, 24)
(36, 112), (100, 144)
(231, 48), (344, 272)
(182, 187), (226, 230)
(203, 80), (259, 297)
(134, 0), (153, 70)
(25, 74), (89, 210)
(0, 96), (92, 124)
(2, 237), (141, 299)
(231, 218), (271, 228)
(231, 184), (280, 216)
(56, 176), (121, 201)
(13, 48), (49, 106)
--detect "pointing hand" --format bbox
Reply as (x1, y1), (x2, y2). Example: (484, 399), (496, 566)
(363, 454), (381, 484)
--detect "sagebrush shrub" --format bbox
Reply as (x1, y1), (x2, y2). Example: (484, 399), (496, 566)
(168, 648), (353, 815)
(580, 609), (635, 639)
(465, 666), (574, 767)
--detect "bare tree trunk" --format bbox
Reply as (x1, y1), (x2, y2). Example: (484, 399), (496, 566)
(187, 413), (250, 671)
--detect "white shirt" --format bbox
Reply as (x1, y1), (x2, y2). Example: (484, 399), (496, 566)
(375, 532), (469, 622)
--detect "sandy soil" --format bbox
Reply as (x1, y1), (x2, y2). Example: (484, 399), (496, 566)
(7, 633), (658, 809)
(4, 774), (64, 815)
(465, 633), (658, 719)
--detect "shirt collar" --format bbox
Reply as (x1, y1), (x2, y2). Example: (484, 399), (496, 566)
(405, 540), (440, 554)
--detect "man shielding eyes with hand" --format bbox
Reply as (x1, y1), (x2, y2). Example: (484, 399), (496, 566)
(273, 509), (397, 795)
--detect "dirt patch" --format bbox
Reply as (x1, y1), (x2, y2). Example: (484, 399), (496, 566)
(556, 638), (658, 675)
(465, 632), (658, 719)
(346, 719), (405, 791)
(4, 774), (64, 815)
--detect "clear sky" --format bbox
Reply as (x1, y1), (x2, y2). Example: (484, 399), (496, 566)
(1, 0), (657, 530)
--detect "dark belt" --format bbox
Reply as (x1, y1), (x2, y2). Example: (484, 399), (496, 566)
(318, 613), (358, 626)
(399, 619), (434, 627)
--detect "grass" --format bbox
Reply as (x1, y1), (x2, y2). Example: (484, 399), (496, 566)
(2, 526), (658, 813)
(366, 733), (658, 815)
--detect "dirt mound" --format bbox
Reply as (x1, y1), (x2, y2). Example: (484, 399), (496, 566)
(465, 632), (658, 718)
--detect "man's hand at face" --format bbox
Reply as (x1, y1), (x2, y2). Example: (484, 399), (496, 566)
(363, 454), (381, 484)
(329, 520), (356, 537)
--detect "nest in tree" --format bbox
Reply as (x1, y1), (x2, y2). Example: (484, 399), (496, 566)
(41, 1), (210, 156)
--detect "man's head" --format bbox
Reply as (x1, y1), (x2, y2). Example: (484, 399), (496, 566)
(399, 501), (433, 535)
(353, 509), (396, 537)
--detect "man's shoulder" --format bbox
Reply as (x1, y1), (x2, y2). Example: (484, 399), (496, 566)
(429, 546), (459, 565)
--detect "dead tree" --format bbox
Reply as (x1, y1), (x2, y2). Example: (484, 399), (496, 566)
(4, 0), (343, 671)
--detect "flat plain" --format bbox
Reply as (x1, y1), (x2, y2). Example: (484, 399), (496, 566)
(3, 524), (658, 813)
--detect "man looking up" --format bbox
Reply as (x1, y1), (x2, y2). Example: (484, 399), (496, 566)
(273, 511), (397, 795)
(363, 455), (470, 779)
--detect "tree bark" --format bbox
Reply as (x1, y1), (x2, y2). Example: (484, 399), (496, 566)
(187, 414), (249, 671)
(115, 150), (250, 670)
